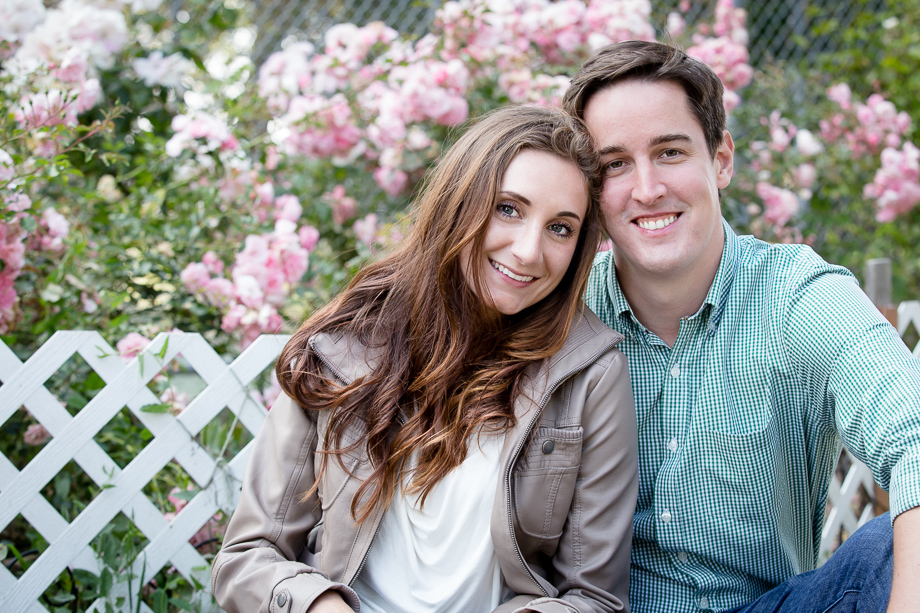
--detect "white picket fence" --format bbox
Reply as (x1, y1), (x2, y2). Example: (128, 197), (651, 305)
(0, 301), (918, 612)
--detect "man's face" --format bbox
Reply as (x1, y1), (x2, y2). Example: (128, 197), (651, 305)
(583, 79), (734, 287)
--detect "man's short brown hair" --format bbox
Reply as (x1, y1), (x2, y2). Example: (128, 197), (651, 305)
(562, 40), (727, 159)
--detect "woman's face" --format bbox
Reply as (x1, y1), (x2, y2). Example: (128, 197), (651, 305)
(463, 149), (589, 315)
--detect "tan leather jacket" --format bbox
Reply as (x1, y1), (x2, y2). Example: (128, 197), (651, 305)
(211, 309), (638, 613)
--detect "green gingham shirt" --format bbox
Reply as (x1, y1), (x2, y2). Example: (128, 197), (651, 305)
(585, 220), (920, 613)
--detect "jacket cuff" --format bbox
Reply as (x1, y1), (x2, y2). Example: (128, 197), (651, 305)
(269, 573), (361, 613)
(890, 451), (920, 520)
(511, 597), (578, 613)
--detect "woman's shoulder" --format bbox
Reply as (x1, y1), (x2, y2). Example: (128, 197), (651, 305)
(548, 306), (625, 370)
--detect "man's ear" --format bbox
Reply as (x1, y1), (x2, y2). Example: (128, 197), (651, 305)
(715, 130), (734, 189)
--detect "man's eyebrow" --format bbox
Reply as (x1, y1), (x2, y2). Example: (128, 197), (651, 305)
(597, 144), (626, 156)
(597, 133), (694, 156)
(649, 133), (693, 147)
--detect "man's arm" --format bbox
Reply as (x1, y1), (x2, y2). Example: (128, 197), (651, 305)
(889, 506), (920, 612)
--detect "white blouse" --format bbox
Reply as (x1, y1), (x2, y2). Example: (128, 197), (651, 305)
(352, 432), (506, 612)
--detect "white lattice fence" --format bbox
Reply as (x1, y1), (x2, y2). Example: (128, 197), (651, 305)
(0, 331), (288, 612)
(2, 307), (919, 609)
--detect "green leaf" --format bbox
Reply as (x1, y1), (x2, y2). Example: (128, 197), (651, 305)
(153, 589), (168, 613)
(170, 488), (199, 502)
(140, 402), (171, 413)
(157, 337), (169, 360)
(168, 597), (194, 611)
(20, 215), (36, 232)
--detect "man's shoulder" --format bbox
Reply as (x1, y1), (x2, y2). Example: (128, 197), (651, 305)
(733, 232), (855, 287)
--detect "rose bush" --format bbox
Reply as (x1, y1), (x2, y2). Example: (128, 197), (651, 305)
(2, 0), (919, 609)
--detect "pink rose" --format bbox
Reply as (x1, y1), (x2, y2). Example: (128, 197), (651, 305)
(116, 332), (151, 361)
(24, 423), (51, 446)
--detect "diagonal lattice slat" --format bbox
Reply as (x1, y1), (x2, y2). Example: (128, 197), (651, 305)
(819, 447), (876, 564)
(0, 332), (288, 612)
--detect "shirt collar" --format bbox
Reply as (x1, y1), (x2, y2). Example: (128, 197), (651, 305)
(605, 218), (740, 335)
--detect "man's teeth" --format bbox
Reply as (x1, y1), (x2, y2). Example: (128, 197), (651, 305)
(492, 261), (534, 282)
(637, 215), (677, 230)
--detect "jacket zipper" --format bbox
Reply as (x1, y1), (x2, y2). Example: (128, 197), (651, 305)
(310, 341), (389, 585)
(505, 337), (620, 597)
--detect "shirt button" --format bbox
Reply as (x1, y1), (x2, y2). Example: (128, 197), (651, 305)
(277, 592), (287, 607)
(678, 551), (688, 562)
(661, 510), (672, 523)
(667, 438), (678, 452)
(670, 365), (681, 378)
(699, 596), (709, 609)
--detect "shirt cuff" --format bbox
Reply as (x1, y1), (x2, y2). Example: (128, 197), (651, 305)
(888, 451), (920, 520)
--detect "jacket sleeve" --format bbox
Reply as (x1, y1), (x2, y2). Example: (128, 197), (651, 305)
(547, 349), (638, 613)
(210, 392), (361, 613)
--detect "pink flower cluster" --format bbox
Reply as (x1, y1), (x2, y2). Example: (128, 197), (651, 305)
(756, 182), (799, 228)
(5, 0), (122, 120)
(116, 331), (151, 361)
(182, 222), (317, 347)
(820, 84), (911, 157)
(686, 0), (752, 112)
(165, 112), (240, 159)
(324, 185), (358, 224)
(863, 142), (920, 222)
(437, 0), (654, 70)
(0, 219), (27, 334)
(0, 196), (68, 333)
(748, 112), (822, 176)
(259, 22), (470, 195)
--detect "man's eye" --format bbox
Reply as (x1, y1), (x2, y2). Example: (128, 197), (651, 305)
(662, 149), (681, 158)
(606, 160), (625, 171)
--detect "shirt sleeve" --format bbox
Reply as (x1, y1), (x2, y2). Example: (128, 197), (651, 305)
(781, 254), (920, 520)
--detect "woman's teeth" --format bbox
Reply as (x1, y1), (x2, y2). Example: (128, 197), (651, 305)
(492, 260), (534, 282)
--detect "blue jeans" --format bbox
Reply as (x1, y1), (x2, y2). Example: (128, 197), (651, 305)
(727, 513), (893, 613)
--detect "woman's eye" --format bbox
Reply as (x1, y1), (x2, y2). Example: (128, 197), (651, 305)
(549, 222), (575, 237)
(496, 202), (519, 218)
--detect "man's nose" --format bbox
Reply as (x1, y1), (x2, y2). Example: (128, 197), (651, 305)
(631, 161), (667, 204)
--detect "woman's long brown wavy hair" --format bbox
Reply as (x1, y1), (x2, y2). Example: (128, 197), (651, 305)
(277, 105), (603, 522)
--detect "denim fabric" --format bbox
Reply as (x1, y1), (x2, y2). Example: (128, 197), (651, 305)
(726, 513), (893, 613)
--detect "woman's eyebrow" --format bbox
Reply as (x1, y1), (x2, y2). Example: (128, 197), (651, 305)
(499, 190), (531, 205)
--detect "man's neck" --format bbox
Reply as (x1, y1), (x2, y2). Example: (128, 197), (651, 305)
(616, 254), (722, 348)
